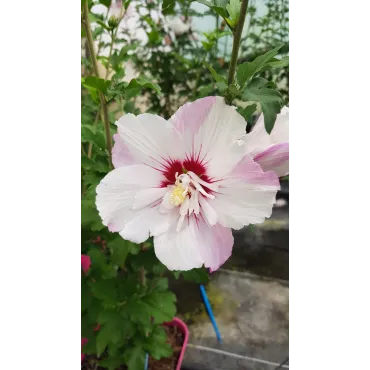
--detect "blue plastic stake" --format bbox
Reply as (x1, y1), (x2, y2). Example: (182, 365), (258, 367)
(144, 353), (149, 370)
(200, 284), (222, 343)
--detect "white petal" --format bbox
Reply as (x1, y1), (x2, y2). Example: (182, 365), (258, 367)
(116, 113), (184, 169)
(170, 96), (247, 179)
(96, 165), (164, 232)
(196, 97), (247, 179)
(154, 217), (233, 271)
(198, 196), (217, 226)
(133, 188), (167, 210)
(154, 216), (204, 271)
(119, 207), (174, 244)
(209, 155), (280, 229)
(159, 190), (175, 213)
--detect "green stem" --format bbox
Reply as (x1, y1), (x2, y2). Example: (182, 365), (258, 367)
(87, 109), (101, 159)
(192, 68), (201, 100)
(227, 0), (249, 88)
(82, 2), (113, 168)
(139, 267), (146, 286)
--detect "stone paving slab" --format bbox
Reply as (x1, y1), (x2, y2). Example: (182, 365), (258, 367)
(179, 269), (289, 369)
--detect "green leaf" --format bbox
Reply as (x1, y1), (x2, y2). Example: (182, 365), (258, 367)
(81, 156), (110, 174)
(145, 291), (177, 323)
(239, 103), (257, 121)
(127, 300), (152, 326)
(144, 326), (173, 359)
(125, 77), (161, 99)
(99, 0), (111, 8)
(226, 0), (241, 25)
(242, 78), (282, 134)
(99, 356), (125, 370)
(124, 0), (132, 10)
(96, 20), (111, 32)
(162, 0), (176, 15)
(87, 248), (106, 270)
(81, 198), (105, 231)
(108, 237), (130, 267)
(196, 0), (229, 18)
(128, 291), (176, 325)
(98, 310), (134, 344)
(281, 175), (289, 181)
(215, 80), (228, 93)
(89, 278), (117, 303)
(204, 62), (226, 83)
(81, 278), (92, 313)
(81, 126), (106, 150)
(236, 44), (284, 87)
(96, 324), (111, 357)
(181, 267), (210, 283)
(172, 271), (181, 279)
(82, 76), (111, 95)
(124, 346), (146, 370)
(150, 277), (169, 292)
(261, 56), (289, 71)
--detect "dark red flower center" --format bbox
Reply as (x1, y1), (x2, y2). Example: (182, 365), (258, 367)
(160, 157), (211, 188)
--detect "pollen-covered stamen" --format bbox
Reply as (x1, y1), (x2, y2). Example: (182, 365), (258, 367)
(167, 172), (215, 231)
(170, 184), (187, 206)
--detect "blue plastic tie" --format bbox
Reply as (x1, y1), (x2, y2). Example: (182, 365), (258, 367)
(144, 353), (149, 370)
(200, 284), (222, 343)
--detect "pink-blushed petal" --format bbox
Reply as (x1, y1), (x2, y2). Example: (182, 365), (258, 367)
(209, 155), (280, 230)
(154, 216), (233, 271)
(270, 106), (289, 143)
(112, 133), (137, 168)
(96, 165), (165, 233)
(170, 96), (216, 148)
(119, 207), (175, 244)
(245, 106), (289, 156)
(132, 188), (168, 211)
(196, 221), (234, 272)
(153, 216), (204, 271)
(254, 142), (289, 177)
(245, 106), (289, 176)
(198, 196), (217, 226)
(116, 113), (184, 169)
(170, 96), (247, 179)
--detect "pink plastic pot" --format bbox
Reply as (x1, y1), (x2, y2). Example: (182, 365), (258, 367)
(163, 317), (189, 370)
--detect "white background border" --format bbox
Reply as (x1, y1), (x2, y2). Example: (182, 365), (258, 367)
(1, 0), (370, 369)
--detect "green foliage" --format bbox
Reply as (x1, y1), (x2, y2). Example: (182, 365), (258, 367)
(236, 44), (284, 87)
(181, 267), (210, 284)
(126, 77), (162, 99)
(124, 346), (146, 370)
(99, 0), (112, 8)
(144, 326), (173, 359)
(242, 77), (282, 133)
(162, 0), (176, 15)
(82, 76), (111, 95)
(239, 103), (257, 122)
(196, 0), (229, 18)
(226, 0), (241, 27)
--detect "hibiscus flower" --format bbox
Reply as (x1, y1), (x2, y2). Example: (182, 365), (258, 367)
(96, 97), (288, 271)
(245, 106), (289, 177)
